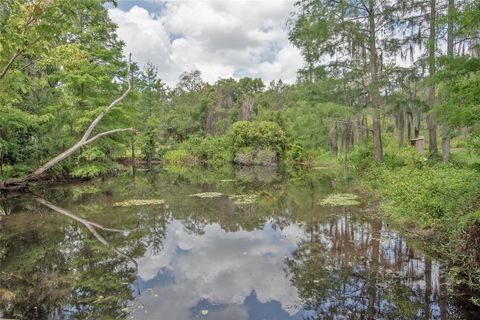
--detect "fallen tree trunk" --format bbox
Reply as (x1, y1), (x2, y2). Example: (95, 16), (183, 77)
(1, 55), (135, 192)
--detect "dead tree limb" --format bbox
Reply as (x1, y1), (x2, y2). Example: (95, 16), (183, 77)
(2, 54), (135, 188)
(35, 197), (138, 266)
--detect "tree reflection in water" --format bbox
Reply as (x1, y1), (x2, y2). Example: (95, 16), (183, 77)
(286, 208), (455, 319)
(0, 166), (477, 319)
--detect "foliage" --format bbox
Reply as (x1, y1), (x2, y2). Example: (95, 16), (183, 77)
(164, 149), (194, 164)
(226, 121), (287, 155)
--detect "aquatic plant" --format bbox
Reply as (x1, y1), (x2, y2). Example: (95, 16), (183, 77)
(113, 199), (165, 207)
(318, 193), (360, 206)
(189, 192), (224, 198)
(229, 194), (258, 205)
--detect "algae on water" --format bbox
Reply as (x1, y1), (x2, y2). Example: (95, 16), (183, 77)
(113, 199), (165, 207)
(189, 192), (224, 198)
(318, 193), (360, 206)
(229, 194), (257, 205)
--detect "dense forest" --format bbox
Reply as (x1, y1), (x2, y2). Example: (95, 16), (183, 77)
(1, 0), (480, 308)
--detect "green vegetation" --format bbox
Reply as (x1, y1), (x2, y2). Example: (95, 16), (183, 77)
(352, 141), (480, 296)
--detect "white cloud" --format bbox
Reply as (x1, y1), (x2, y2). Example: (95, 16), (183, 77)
(132, 220), (307, 320)
(108, 1), (304, 86)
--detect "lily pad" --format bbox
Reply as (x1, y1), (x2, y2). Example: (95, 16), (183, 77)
(318, 193), (360, 206)
(189, 192), (224, 198)
(229, 194), (257, 205)
(113, 199), (165, 207)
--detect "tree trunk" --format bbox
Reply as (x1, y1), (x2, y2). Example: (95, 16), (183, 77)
(442, 0), (454, 162)
(427, 0), (438, 155)
(415, 110), (421, 138)
(398, 108), (405, 148)
(373, 116), (383, 161)
(344, 119), (351, 178)
(354, 116), (361, 144)
(407, 110), (412, 142)
(368, 0), (383, 162)
(362, 115), (369, 139)
(427, 114), (437, 155)
(330, 123), (338, 157)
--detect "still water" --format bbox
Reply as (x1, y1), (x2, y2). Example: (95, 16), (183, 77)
(0, 165), (478, 319)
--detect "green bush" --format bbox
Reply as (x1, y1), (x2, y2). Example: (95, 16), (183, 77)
(351, 143), (426, 171)
(365, 165), (480, 225)
(226, 121), (287, 155)
(71, 162), (115, 178)
(349, 142), (375, 171)
(0, 164), (33, 180)
(168, 135), (231, 164)
(285, 144), (310, 163)
(164, 149), (195, 164)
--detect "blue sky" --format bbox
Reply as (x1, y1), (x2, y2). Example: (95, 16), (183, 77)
(108, 0), (304, 86)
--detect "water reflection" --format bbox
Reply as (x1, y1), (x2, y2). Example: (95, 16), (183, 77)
(0, 165), (478, 319)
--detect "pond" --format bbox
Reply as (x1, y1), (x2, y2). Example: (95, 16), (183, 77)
(0, 165), (478, 319)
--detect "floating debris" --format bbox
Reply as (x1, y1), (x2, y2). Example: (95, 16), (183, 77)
(189, 192), (224, 198)
(229, 194), (257, 205)
(219, 179), (235, 182)
(113, 199), (165, 207)
(318, 193), (360, 206)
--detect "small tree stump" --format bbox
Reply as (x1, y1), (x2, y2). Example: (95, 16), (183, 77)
(410, 137), (425, 155)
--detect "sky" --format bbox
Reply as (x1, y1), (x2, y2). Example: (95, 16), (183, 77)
(107, 0), (304, 86)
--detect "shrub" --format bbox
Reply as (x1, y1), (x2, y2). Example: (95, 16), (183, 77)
(234, 147), (256, 165)
(164, 149), (195, 164)
(366, 165), (480, 225)
(169, 135), (231, 164)
(226, 121), (287, 155)
(71, 162), (116, 178)
(349, 142), (375, 171)
(0, 164), (33, 180)
(285, 144), (310, 164)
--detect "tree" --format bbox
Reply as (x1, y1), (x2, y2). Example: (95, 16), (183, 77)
(0, 0), (138, 186)
(289, 0), (406, 161)
(138, 61), (166, 122)
(1, 54), (135, 191)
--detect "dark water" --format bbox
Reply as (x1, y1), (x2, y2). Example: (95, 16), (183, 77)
(0, 165), (478, 319)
